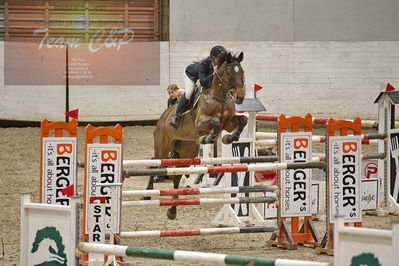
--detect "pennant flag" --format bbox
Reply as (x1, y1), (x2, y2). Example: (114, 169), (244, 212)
(59, 185), (74, 197)
(254, 84), (263, 92)
(65, 109), (79, 120)
(89, 196), (107, 204)
(386, 83), (396, 92)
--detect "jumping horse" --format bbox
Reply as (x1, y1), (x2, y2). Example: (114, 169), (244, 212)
(148, 52), (248, 219)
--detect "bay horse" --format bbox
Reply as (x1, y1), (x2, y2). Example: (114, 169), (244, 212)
(148, 52), (248, 219)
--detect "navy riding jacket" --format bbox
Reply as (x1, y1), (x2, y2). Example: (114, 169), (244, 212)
(185, 58), (213, 88)
(167, 97), (178, 108)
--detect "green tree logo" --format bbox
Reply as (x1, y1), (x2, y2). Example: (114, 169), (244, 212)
(30, 226), (67, 266)
(350, 253), (381, 266)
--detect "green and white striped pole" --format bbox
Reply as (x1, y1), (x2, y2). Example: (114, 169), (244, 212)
(77, 243), (329, 266)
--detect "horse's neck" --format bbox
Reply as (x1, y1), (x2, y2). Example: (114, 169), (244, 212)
(210, 73), (227, 100)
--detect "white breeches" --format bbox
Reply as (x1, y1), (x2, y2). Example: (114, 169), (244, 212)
(183, 70), (196, 100)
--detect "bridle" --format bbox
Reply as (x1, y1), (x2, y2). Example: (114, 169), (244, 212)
(212, 62), (245, 103)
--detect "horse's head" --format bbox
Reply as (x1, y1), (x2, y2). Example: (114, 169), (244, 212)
(217, 52), (246, 104)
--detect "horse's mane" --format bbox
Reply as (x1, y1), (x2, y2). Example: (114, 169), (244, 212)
(217, 52), (241, 74)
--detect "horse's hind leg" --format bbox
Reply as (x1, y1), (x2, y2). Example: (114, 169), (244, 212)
(143, 175), (155, 200)
(145, 133), (173, 200)
(166, 174), (182, 220)
(166, 141), (199, 219)
(222, 115), (248, 144)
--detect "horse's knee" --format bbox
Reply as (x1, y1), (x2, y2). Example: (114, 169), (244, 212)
(236, 115), (247, 127)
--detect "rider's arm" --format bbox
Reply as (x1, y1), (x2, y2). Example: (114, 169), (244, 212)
(198, 60), (213, 88)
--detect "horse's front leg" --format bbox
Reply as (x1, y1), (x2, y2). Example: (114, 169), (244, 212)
(167, 174), (182, 220)
(222, 115), (248, 144)
(196, 116), (221, 144)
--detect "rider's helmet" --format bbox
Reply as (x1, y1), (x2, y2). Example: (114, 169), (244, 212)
(210, 45), (226, 59)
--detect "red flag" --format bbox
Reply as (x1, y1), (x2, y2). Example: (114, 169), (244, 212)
(254, 84), (263, 92)
(65, 109), (79, 120)
(90, 196), (107, 204)
(386, 83), (396, 92)
(59, 185), (74, 197)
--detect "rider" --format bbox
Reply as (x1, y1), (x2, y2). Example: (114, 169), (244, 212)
(169, 45), (227, 128)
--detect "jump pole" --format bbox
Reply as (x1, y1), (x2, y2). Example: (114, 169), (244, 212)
(123, 155), (279, 168)
(76, 242), (330, 266)
(120, 226), (277, 238)
(256, 113), (399, 128)
(121, 196), (277, 207)
(255, 132), (386, 140)
(124, 161), (326, 177)
(256, 137), (379, 146)
(120, 152), (383, 171)
(122, 185), (278, 197)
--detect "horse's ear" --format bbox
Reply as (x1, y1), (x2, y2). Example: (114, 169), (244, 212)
(237, 52), (244, 62)
(226, 52), (232, 63)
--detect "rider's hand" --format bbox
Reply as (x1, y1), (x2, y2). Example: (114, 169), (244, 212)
(213, 65), (218, 74)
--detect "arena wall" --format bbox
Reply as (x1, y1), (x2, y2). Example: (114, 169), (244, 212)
(170, 0), (399, 41)
(1, 41), (399, 122)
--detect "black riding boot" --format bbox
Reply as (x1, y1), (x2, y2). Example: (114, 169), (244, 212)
(169, 94), (189, 128)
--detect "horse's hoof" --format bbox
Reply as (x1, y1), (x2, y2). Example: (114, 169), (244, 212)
(142, 196), (151, 200)
(222, 134), (231, 144)
(167, 209), (177, 220)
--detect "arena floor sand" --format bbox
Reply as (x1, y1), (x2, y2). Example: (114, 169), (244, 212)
(0, 125), (393, 265)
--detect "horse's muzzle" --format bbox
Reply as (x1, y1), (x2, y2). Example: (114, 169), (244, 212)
(235, 96), (244, 104)
(232, 85), (245, 104)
